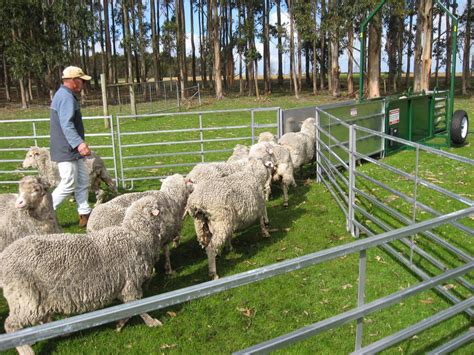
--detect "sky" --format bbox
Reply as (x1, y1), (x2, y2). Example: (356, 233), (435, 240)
(177, 0), (471, 75)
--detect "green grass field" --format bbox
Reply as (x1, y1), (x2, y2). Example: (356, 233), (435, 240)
(0, 90), (472, 354)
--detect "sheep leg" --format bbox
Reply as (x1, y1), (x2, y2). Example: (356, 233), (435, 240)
(282, 182), (289, 208)
(140, 313), (163, 327)
(260, 206), (270, 238)
(206, 243), (219, 280)
(5, 318), (35, 355)
(163, 243), (174, 275)
(224, 237), (233, 252)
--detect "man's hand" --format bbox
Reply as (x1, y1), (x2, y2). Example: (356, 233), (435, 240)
(77, 142), (91, 157)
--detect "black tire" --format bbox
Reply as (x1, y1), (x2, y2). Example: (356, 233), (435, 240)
(450, 110), (469, 145)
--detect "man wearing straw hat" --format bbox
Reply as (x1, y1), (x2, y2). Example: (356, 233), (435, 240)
(50, 66), (92, 227)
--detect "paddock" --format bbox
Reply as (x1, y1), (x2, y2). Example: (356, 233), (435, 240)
(0, 104), (472, 353)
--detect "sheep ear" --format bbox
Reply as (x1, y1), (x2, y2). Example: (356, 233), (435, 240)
(151, 209), (160, 216)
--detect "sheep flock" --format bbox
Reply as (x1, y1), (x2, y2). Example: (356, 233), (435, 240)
(0, 117), (316, 354)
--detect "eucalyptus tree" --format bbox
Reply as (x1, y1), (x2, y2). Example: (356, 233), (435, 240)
(461, 0), (472, 94)
(275, 0), (285, 87)
(413, 0), (433, 92)
(210, 0), (223, 98)
(150, 0), (162, 93)
(189, 0), (197, 85)
(286, 0), (298, 98)
(175, 0), (187, 98)
(122, 0), (137, 114)
(385, 0), (404, 91)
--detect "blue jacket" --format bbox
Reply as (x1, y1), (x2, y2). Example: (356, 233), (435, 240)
(49, 85), (85, 162)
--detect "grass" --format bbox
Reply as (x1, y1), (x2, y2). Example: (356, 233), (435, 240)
(0, 89), (473, 354)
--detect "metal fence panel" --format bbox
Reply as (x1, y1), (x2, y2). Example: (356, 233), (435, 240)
(0, 116), (118, 188)
(115, 108), (280, 189)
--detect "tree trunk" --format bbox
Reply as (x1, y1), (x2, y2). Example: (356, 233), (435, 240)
(121, 1), (129, 83)
(2, 52), (11, 102)
(312, 0), (318, 94)
(211, 0), (223, 99)
(435, 9), (442, 84)
(264, 0), (271, 94)
(19, 79), (28, 109)
(199, 0), (207, 88)
(276, 0), (284, 87)
(190, 0), (197, 86)
(150, 0), (161, 95)
(444, 0), (452, 86)
(288, 0), (299, 98)
(320, 0), (326, 90)
(137, 0), (148, 88)
(123, 0), (136, 114)
(329, 0), (339, 97)
(406, 2), (415, 88)
(347, 24), (354, 95)
(367, 12), (381, 98)
(103, 0), (115, 105)
(175, 0), (187, 99)
(130, 4), (140, 83)
(414, 0), (433, 92)
(462, 0), (472, 94)
(111, 0), (118, 83)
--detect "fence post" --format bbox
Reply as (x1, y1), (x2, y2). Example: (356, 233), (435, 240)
(251, 110), (255, 145)
(129, 83), (137, 116)
(197, 83), (201, 105)
(355, 249), (367, 351)
(315, 108), (321, 183)
(199, 114), (205, 162)
(348, 124), (356, 236)
(410, 146), (420, 265)
(100, 74), (110, 128)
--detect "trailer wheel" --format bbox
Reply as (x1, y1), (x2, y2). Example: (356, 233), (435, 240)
(451, 110), (469, 145)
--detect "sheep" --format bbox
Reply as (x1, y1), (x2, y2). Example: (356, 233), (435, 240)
(87, 174), (193, 275)
(186, 158), (274, 280)
(227, 144), (249, 163)
(22, 146), (118, 204)
(0, 194), (169, 354)
(278, 117), (316, 171)
(188, 147), (276, 200)
(0, 176), (61, 252)
(250, 132), (296, 207)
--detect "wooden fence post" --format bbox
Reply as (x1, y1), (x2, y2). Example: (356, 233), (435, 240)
(100, 73), (110, 128)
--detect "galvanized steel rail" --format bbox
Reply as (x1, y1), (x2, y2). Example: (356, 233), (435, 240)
(0, 207), (471, 351)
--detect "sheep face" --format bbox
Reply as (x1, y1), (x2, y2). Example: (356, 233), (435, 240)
(15, 176), (49, 210)
(22, 147), (43, 169)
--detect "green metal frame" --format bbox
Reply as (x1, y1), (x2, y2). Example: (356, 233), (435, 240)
(358, 0), (459, 147)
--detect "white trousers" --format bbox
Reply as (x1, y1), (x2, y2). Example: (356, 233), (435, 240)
(52, 159), (91, 215)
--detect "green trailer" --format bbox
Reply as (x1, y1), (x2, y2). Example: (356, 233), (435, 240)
(359, 0), (469, 153)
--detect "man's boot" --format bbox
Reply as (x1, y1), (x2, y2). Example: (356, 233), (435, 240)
(79, 213), (90, 227)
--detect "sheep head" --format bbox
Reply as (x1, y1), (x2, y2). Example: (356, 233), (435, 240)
(15, 176), (49, 210)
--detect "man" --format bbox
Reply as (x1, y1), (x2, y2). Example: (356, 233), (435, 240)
(50, 66), (92, 227)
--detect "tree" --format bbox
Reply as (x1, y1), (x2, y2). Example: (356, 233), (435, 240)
(276, 0), (284, 87)
(175, 0), (187, 98)
(210, 0), (223, 99)
(367, 10), (381, 98)
(190, 0), (197, 86)
(150, 0), (162, 94)
(122, 0), (137, 114)
(413, 0), (433, 92)
(461, 0), (472, 94)
(287, 0), (299, 98)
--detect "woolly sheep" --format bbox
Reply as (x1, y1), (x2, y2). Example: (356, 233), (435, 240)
(186, 158), (273, 279)
(227, 144), (249, 163)
(87, 174), (193, 275)
(278, 117), (316, 171)
(22, 146), (118, 204)
(188, 148), (275, 200)
(252, 132), (296, 207)
(0, 195), (168, 354)
(0, 176), (61, 252)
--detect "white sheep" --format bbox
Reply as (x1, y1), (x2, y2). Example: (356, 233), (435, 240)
(188, 147), (275, 200)
(0, 195), (169, 354)
(22, 146), (118, 204)
(227, 144), (249, 163)
(87, 174), (193, 275)
(252, 132), (296, 207)
(186, 158), (273, 280)
(278, 117), (316, 172)
(0, 176), (61, 252)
